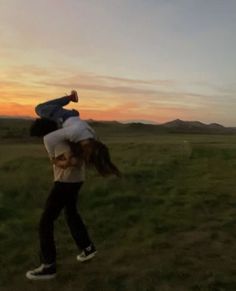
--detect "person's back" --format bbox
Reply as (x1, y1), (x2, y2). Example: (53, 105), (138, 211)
(26, 141), (96, 280)
(62, 116), (96, 143)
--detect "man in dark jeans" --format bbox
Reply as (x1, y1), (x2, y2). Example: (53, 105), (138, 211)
(26, 142), (96, 280)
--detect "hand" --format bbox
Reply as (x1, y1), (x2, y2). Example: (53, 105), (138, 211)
(53, 158), (70, 169)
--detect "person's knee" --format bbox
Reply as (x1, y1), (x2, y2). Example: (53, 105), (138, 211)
(64, 207), (77, 222)
(39, 214), (48, 229)
(39, 212), (55, 231)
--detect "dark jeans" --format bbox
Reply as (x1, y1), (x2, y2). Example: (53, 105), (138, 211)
(39, 182), (92, 264)
(35, 95), (79, 123)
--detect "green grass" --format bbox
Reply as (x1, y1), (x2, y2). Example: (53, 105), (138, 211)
(1, 134), (236, 290)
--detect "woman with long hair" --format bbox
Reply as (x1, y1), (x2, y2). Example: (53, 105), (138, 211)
(30, 90), (121, 177)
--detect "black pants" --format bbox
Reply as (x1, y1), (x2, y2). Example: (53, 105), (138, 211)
(39, 182), (92, 264)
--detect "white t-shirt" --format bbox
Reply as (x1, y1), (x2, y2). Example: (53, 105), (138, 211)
(53, 142), (85, 183)
(44, 116), (96, 158)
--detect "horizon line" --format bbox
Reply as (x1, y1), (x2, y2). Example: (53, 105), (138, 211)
(0, 114), (234, 127)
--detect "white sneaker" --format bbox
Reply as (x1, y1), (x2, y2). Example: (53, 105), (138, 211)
(77, 245), (97, 262)
(25, 263), (56, 280)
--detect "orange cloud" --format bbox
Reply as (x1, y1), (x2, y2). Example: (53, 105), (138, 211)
(79, 102), (187, 123)
(0, 103), (36, 117)
(0, 99), (216, 125)
(0, 65), (221, 124)
(0, 101), (160, 123)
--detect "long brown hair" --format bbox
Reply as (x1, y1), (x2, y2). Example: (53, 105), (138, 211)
(70, 139), (121, 177)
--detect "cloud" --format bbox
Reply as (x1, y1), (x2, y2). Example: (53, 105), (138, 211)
(39, 70), (212, 108)
(39, 70), (175, 96)
(1, 65), (236, 125)
(0, 102), (35, 117)
(92, 75), (175, 86)
(0, 65), (182, 108)
(196, 81), (236, 97)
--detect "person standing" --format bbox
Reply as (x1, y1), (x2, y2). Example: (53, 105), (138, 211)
(26, 142), (96, 280)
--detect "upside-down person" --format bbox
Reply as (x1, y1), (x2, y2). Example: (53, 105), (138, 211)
(30, 90), (121, 177)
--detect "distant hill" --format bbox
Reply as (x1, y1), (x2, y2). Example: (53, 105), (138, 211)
(0, 118), (33, 139)
(161, 119), (230, 133)
(0, 117), (236, 140)
(162, 119), (225, 129)
(88, 119), (236, 134)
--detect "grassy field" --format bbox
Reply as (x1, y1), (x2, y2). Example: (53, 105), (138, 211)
(1, 133), (236, 291)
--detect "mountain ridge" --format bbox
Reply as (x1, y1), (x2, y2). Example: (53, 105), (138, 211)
(1, 117), (236, 136)
(161, 119), (226, 129)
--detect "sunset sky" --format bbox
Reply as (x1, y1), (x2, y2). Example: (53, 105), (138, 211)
(1, 0), (236, 125)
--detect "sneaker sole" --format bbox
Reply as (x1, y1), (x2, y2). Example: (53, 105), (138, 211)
(77, 251), (97, 262)
(71, 91), (79, 103)
(26, 272), (57, 280)
(71, 97), (78, 103)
